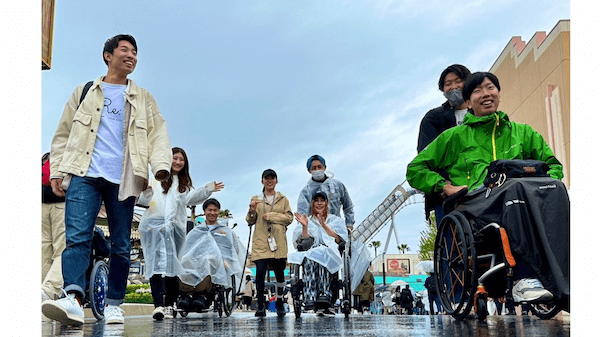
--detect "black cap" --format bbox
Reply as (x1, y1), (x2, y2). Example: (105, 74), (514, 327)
(262, 169), (277, 179)
(312, 190), (328, 201)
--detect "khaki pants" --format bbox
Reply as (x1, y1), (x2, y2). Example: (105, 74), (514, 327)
(180, 276), (212, 295)
(42, 202), (66, 299)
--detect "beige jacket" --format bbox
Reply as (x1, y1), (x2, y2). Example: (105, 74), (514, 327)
(50, 76), (172, 199)
(246, 192), (293, 261)
(352, 269), (375, 301)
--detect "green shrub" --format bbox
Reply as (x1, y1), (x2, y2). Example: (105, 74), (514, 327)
(124, 292), (153, 304)
(126, 283), (150, 294)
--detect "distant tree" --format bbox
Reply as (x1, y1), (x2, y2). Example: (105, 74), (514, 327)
(398, 244), (410, 254)
(369, 241), (381, 257)
(418, 211), (437, 261)
(219, 209), (232, 218)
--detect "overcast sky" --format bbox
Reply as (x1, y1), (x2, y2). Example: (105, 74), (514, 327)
(38, 0), (572, 257)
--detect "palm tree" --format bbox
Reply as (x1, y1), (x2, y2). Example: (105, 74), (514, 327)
(219, 209), (232, 218)
(398, 244), (410, 254)
(369, 241), (381, 257)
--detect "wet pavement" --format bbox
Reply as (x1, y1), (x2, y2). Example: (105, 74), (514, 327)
(42, 311), (570, 336)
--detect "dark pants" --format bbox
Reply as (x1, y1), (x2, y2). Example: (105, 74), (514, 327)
(428, 293), (442, 314)
(242, 296), (252, 307)
(255, 258), (286, 308)
(150, 275), (180, 308)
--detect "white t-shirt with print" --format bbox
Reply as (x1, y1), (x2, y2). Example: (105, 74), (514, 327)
(455, 108), (468, 126)
(86, 82), (127, 184)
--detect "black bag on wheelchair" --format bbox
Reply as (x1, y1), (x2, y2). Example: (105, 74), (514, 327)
(93, 226), (111, 259)
(483, 159), (549, 188)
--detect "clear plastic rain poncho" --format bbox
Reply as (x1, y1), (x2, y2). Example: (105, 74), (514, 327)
(288, 214), (348, 274)
(348, 239), (373, 293)
(178, 218), (245, 290)
(138, 179), (216, 279)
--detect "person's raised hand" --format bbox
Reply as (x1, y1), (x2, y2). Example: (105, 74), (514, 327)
(294, 212), (308, 227)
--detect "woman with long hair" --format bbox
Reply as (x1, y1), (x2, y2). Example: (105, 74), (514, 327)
(246, 169), (293, 317)
(138, 147), (224, 320)
(290, 191), (348, 315)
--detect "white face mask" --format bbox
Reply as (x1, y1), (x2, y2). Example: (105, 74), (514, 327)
(311, 170), (326, 181)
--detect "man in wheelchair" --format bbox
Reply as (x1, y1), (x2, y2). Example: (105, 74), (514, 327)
(289, 191), (349, 315)
(406, 72), (569, 311)
(177, 198), (245, 312)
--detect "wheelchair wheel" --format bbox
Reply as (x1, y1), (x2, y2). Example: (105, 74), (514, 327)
(530, 301), (562, 319)
(222, 275), (236, 317)
(434, 211), (477, 320)
(290, 264), (303, 318)
(215, 287), (224, 317)
(476, 297), (488, 321)
(88, 259), (109, 320)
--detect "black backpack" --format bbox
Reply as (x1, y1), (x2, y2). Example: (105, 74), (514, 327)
(78, 81), (94, 108)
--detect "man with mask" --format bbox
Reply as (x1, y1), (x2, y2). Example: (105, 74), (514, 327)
(297, 155), (355, 230)
(416, 64), (471, 226)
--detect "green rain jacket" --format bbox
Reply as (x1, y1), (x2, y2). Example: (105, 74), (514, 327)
(406, 111), (563, 194)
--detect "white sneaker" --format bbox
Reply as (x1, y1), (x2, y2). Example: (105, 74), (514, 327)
(512, 278), (553, 302)
(42, 292), (85, 326)
(104, 305), (124, 324)
(42, 290), (52, 302)
(164, 306), (174, 319)
(152, 306), (165, 320)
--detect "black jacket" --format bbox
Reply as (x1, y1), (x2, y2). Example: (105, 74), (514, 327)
(417, 101), (457, 152)
(417, 101), (457, 215)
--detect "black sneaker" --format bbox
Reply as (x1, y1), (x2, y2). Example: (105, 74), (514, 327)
(255, 305), (266, 317)
(276, 299), (286, 317)
(178, 295), (192, 310)
(192, 296), (207, 311)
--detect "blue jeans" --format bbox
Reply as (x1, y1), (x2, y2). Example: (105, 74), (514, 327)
(62, 176), (135, 305)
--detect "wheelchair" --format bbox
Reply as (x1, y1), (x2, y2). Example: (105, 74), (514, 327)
(433, 177), (569, 321)
(83, 225), (110, 320)
(175, 275), (237, 318)
(289, 230), (353, 318)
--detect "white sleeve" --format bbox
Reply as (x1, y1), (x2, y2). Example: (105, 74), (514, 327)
(185, 181), (217, 206)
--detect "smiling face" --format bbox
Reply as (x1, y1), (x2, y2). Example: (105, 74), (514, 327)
(442, 72), (465, 95)
(467, 77), (500, 117)
(262, 175), (277, 191)
(104, 40), (137, 76)
(204, 204), (220, 225)
(311, 195), (328, 216)
(171, 152), (186, 175)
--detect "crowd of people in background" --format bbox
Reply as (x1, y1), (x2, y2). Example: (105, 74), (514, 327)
(41, 33), (567, 328)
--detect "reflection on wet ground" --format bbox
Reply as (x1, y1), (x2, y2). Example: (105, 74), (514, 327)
(42, 311), (570, 336)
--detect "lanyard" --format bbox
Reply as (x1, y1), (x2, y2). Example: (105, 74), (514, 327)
(263, 192), (276, 236)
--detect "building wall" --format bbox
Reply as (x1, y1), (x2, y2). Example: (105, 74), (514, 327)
(490, 20), (570, 187)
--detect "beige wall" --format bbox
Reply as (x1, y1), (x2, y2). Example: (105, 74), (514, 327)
(490, 20), (570, 187)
